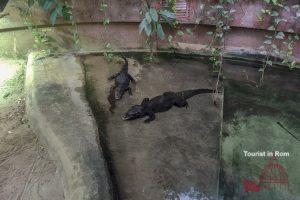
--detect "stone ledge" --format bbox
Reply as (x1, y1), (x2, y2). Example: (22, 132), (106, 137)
(25, 53), (112, 200)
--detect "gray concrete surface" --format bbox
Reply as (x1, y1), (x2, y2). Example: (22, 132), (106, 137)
(25, 53), (112, 200)
(84, 55), (223, 200)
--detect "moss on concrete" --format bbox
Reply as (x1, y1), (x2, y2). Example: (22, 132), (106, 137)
(221, 81), (300, 200)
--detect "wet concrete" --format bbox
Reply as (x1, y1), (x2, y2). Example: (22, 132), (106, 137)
(83, 55), (223, 199)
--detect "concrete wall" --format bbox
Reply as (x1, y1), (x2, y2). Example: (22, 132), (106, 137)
(71, 0), (300, 60)
(1, 0), (300, 61)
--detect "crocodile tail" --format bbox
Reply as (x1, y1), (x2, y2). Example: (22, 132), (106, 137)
(108, 86), (116, 113)
(179, 89), (214, 100)
(121, 57), (128, 72)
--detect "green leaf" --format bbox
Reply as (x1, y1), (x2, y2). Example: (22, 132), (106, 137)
(223, 25), (230, 30)
(149, 8), (158, 22)
(167, 35), (173, 43)
(214, 5), (223, 9)
(267, 26), (275, 31)
(55, 4), (62, 15)
(99, 3), (108, 11)
(207, 31), (214, 36)
(103, 17), (110, 25)
(145, 12), (152, 23)
(177, 30), (184, 37)
(275, 32), (285, 39)
(270, 11), (279, 16)
(195, 17), (201, 24)
(257, 15), (263, 21)
(38, 0), (45, 7)
(159, 10), (175, 18)
(50, 9), (58, 25)
(159, 10), (176, 20)
(139, 18), (152, 36)
(266, 60), (272, 66)
(186, 28), (193, 36)
(274, 18), (282, 24)
(105, 43), (112, 49)
(156, 23), (165, 40)
(43, 0), (53, 11)
(265, 35), (273, 39)
(264, 39), (272, 45)
(28, 0), (35, 7)
(292, 5), (299, 9)
(139, 18), (147, 34)
(144, 22), (152, 36)
(62, 5), (71, 20)
(271, 44), (277, 49)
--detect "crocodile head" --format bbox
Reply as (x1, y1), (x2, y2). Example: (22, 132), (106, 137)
(122, 105), (145, 120)
(115, 87), (123, 100)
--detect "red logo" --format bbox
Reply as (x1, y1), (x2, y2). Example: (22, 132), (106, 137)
(243, 155), (291, 193)
(243, 180), (261, 192)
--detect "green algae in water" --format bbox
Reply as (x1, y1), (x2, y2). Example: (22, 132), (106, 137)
(222, 82), (300, 200)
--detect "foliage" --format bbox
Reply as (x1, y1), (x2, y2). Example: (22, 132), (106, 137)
(138, 2), (175, 58)
(196, 0), (237, 96)
(258, 1), (300, 85)
(27, 0), (72, 25)
(147, 0), (299, 88)
(103, 42), (115, 62)
(30, 26), (59, 55)
(71, 16), (80, 50)
(205, 0), (236, 74)
(16, 3), (59, 56)
(25, 0), (80, 50)
(24, 0), (299, 83)
(139, 4), (175, 40)
(98, 1), (115, 62)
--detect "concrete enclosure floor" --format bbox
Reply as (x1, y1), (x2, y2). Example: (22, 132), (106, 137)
(83, 55), (223, 199)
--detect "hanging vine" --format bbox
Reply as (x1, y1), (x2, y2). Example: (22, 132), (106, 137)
(138, 0), (299, 88)
(206, 0), (236, 101)
(258, 0), (299, 85)
(98, 0), (115, 61)
(139, 0), (176, 59)
(22, 0), (299, 79)
(25, 0), (81, 52)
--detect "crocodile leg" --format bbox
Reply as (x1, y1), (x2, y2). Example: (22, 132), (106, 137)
(174, 99), (189, 108)
(127, 87), (133, 95)
(108, 72), (120, 80)
(129, 75), (136, 83)
(144, 112), (155, 123)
